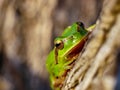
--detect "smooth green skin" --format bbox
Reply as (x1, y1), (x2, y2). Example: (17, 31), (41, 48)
(46, 22), (94, 90)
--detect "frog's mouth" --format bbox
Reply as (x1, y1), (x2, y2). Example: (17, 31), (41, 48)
(67, 36), (88, 61)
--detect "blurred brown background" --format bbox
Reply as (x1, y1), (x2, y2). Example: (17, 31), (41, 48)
(0, 0), (103, 90)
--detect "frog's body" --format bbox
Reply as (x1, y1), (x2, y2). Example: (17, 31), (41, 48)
(46, 22), (95, 90)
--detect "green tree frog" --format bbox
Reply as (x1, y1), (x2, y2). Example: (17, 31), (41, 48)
(46, 22), (95, 90)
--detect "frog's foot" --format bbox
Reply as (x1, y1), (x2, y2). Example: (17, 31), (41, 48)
(53, 76), (65, 90)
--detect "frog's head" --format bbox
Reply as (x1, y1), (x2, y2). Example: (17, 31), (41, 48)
(54, 22), (88, 65)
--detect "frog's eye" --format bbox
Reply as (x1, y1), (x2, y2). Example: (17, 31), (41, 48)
(76, 22), (84, 29)
(55, 40), (64, 50)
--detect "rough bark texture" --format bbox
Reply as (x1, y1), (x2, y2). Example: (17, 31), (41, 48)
(62, 0), (120, 90)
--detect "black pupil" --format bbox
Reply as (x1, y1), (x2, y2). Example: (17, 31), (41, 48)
(55, 43), (61, 48)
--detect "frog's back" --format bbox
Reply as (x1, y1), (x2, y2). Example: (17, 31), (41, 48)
(62, 22), (88, 37)
(61, 23), (78, 36)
